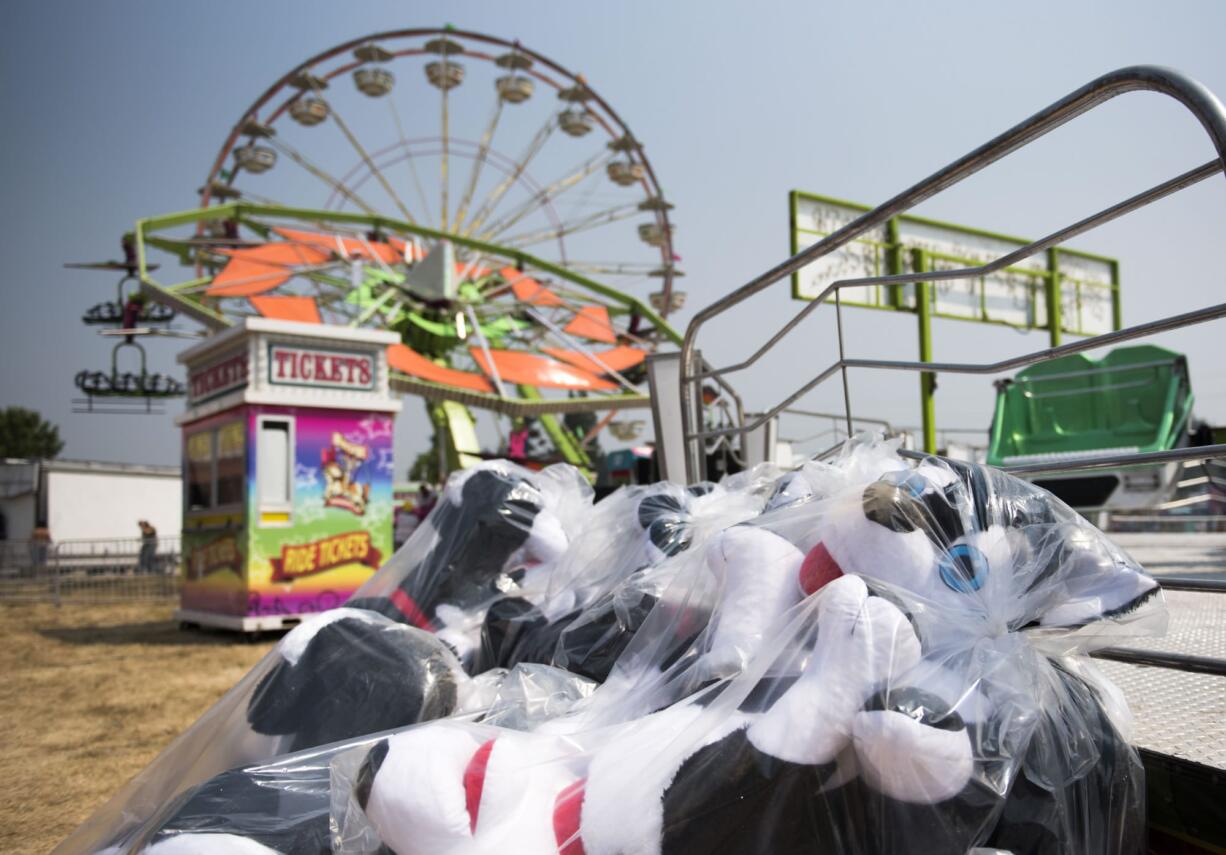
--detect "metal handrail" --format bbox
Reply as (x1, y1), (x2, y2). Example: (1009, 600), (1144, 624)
(678, 66), (1226, 481)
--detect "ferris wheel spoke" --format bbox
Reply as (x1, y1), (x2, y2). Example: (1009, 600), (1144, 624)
(460, 115), (557, 238)
(266, 136), (379, 216)
(451, 99), (506, 235)
(501, 202), (641, 248)
(440, 75), (451, 232)
(310, 86), (418, 226)
(387, 98), (435, 225)
(475, 150), (615, 243)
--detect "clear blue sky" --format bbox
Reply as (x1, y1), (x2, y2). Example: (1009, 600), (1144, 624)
(3, 0), (1224, 469)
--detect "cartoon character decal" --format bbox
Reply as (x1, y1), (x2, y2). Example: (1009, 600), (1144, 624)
(322, 432), (373, 515)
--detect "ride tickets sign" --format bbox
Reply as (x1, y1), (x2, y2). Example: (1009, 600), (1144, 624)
(268, 344), (376, 391)
(189, 534), (241, 579)
(269, 530), (383, 582)
(189, 350), (249, 404)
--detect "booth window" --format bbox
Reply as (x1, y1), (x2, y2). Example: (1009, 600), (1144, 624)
(257, 417), (293, 526)
(186, 421), (246, 512)
(216, 421), (246, 506)
(186, 431), (215, 511)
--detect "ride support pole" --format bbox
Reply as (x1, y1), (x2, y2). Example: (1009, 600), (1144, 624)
(913, 249), (937, 454)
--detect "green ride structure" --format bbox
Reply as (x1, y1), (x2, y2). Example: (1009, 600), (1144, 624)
(987, 344), (1198, 510)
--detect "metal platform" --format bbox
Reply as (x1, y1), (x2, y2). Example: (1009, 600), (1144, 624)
(1091, 533), (1226, 771)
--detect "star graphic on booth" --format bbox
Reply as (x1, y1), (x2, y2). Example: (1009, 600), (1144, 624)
(375, 447), (395, 474)
(294, 462), (319, 489)
(357, 415), (394, 441)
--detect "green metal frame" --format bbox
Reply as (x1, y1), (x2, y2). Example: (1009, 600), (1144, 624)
(788, 190), (1123, 452)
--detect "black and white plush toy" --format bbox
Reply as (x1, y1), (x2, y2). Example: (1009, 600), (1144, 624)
(808, 459), (1158, 854)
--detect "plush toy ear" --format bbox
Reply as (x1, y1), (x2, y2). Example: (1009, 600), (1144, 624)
(700, 525), (804, 675)
(246, 609), (381, 735)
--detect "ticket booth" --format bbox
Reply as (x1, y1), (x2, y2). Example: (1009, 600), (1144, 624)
(176, 319), (401, 631)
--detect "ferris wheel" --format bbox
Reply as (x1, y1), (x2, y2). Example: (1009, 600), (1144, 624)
(197, 26), (680, 315)
(127, 27), (684, 469)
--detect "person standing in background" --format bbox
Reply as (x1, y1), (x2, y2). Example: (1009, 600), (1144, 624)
(138, 520), (157, 574)
(29, 526), (50, 577)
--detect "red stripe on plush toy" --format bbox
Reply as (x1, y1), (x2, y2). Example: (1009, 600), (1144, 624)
(464, 739), (496, 832)
(389, 589), (433, 630)
(553, 779), (587, 855)
(799, 542), (844, 595)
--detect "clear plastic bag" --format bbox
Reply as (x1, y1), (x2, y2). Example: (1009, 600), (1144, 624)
(330, 439), (1162, 855)
(63, 438), (1164, 854)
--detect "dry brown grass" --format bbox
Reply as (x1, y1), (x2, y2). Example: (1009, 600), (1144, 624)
(0, 602), (276, 854)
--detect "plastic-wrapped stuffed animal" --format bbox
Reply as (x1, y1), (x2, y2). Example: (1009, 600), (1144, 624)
(808, 458), (1157, 855)
(347, 450), (1160, 855)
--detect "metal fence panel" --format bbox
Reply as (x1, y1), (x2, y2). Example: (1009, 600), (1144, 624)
(0, 536), (182, 604)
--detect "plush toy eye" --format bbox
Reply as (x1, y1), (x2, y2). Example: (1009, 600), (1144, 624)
(937, 542), (989, 593)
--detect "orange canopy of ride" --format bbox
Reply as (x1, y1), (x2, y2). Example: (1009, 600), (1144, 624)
(469, 348), (617, 391)
(250, 295), (322, 324)
(273, 227), (402, 265)
(387, 344), (494, 393)
(542, 345), (646, 375)
(207, 243), (331, 297)
(500, 266), (564, 307)
(564, 305), (617, 344)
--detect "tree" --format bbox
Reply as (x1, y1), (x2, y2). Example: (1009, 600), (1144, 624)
(0, 407), (65, 460)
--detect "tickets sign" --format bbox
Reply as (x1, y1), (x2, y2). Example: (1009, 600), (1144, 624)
(268, 344), (375, 391)
(189, 350), (249, 403)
